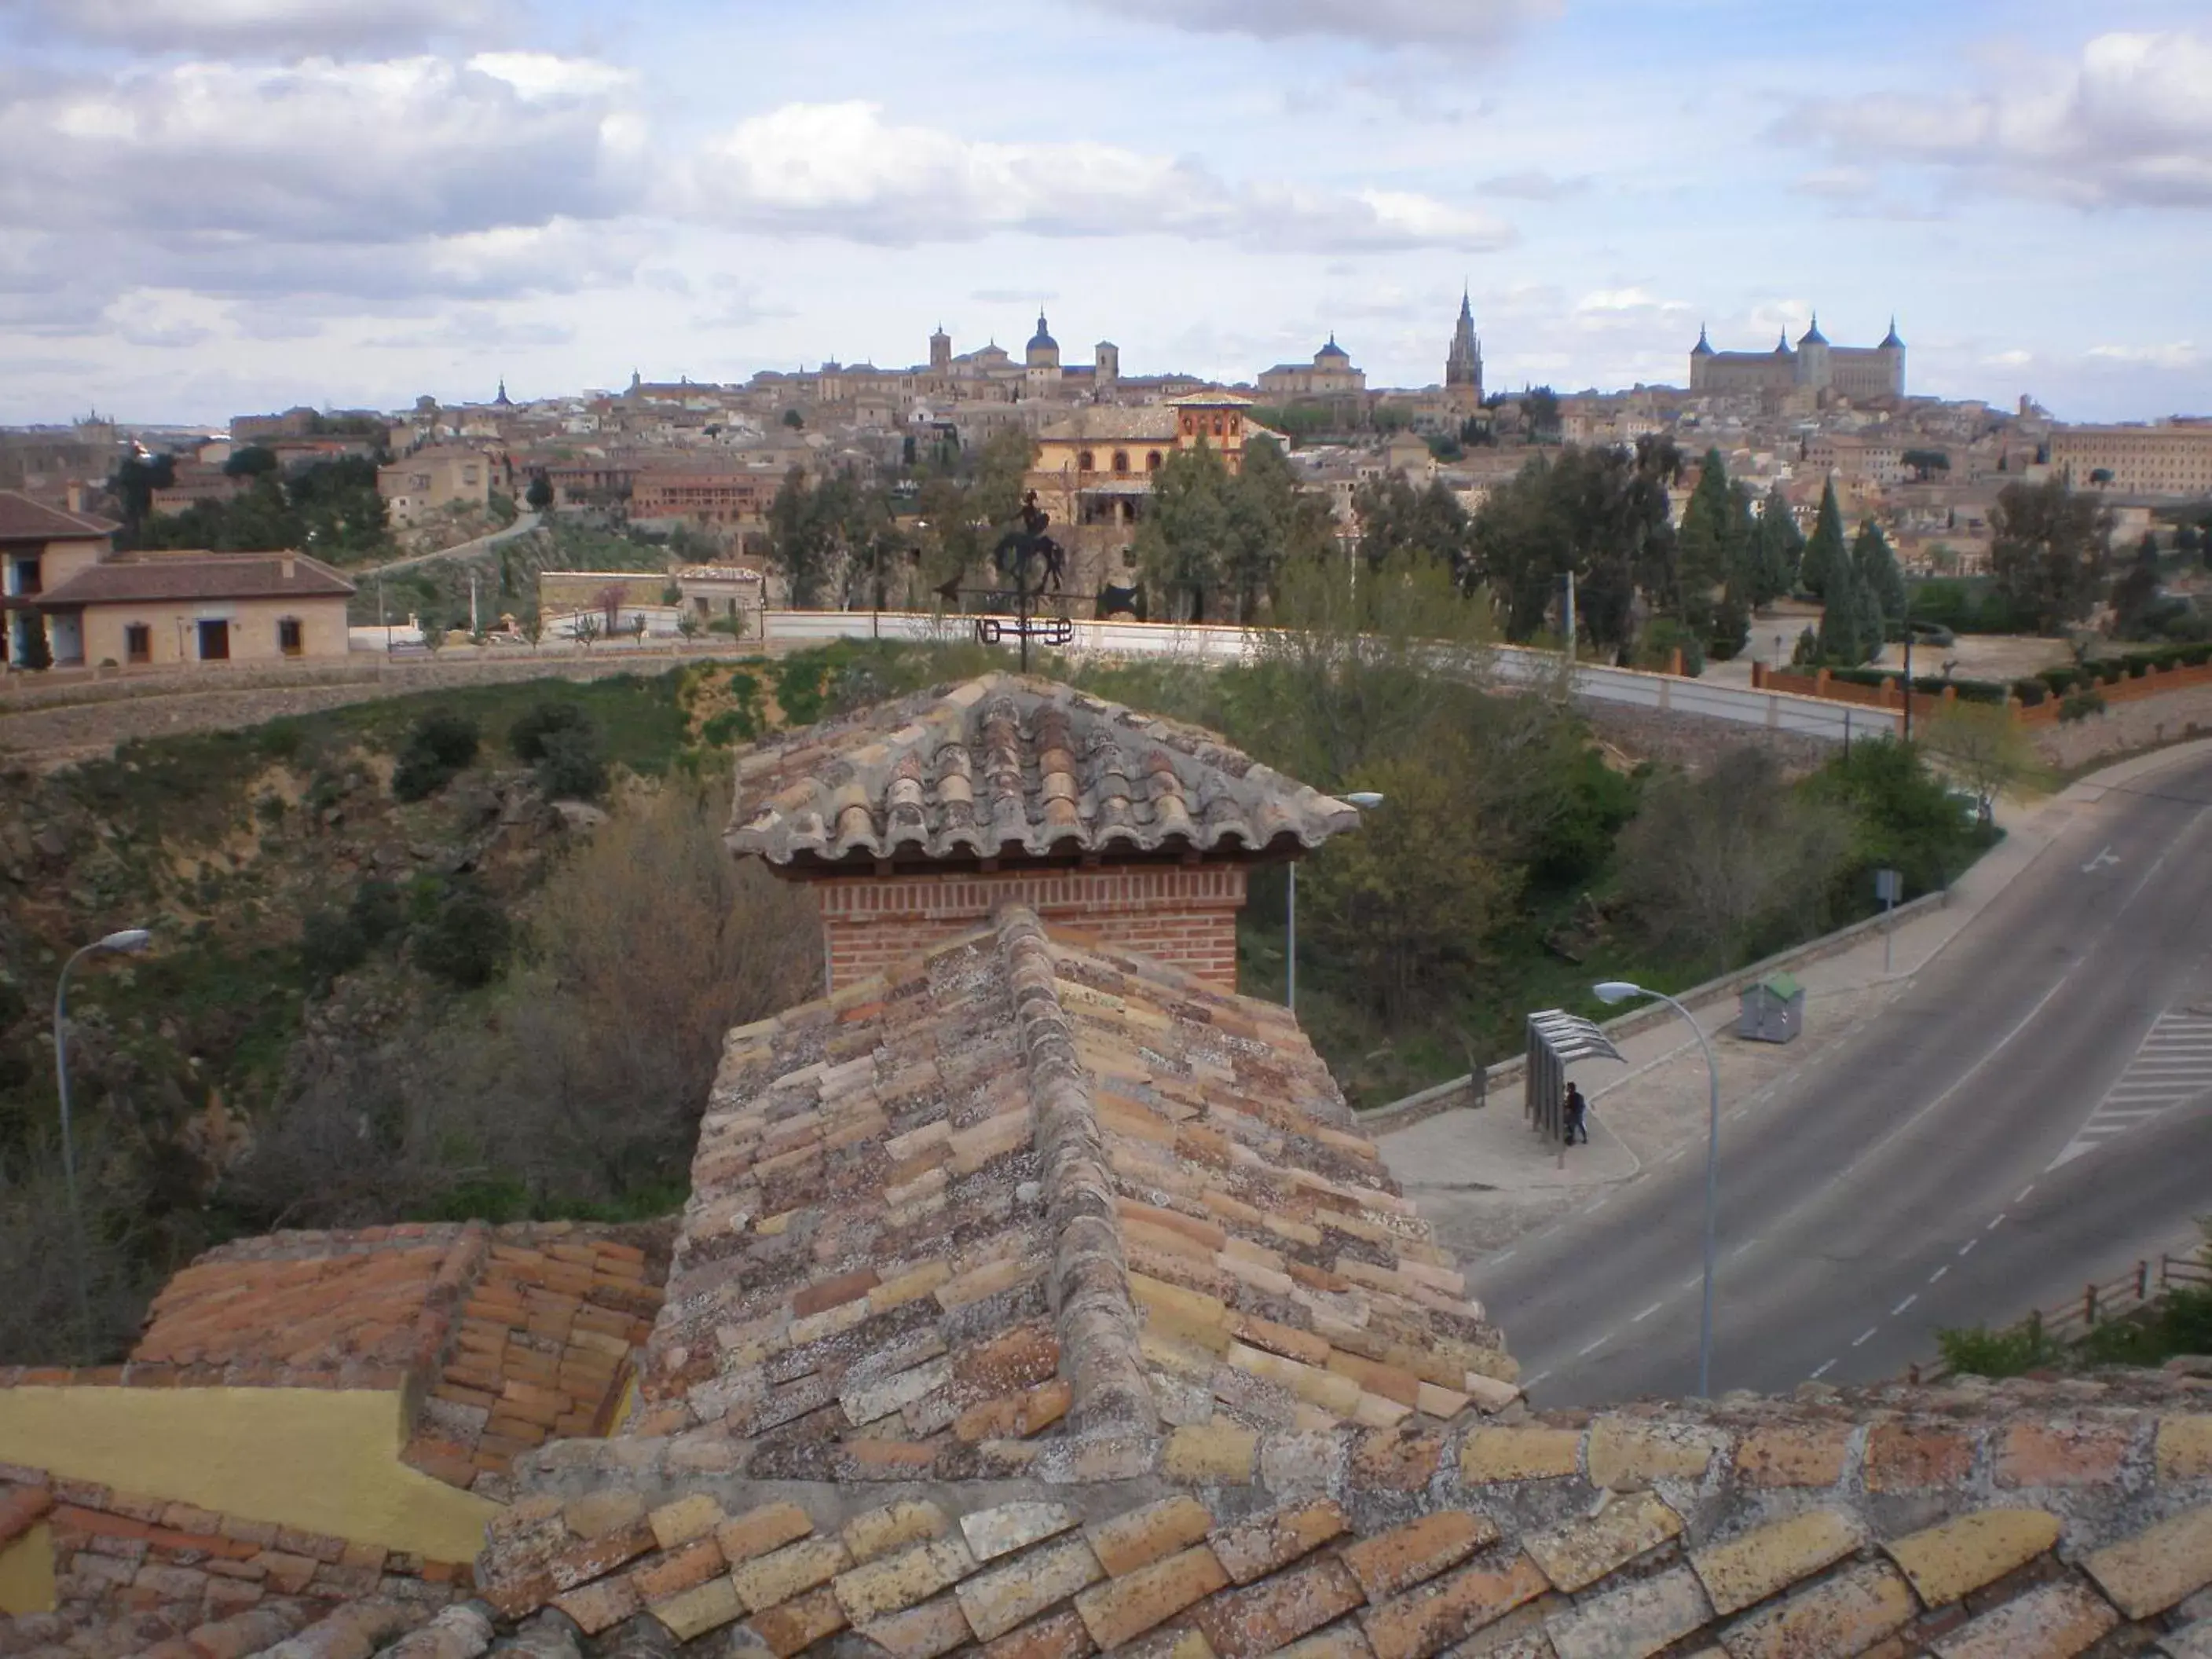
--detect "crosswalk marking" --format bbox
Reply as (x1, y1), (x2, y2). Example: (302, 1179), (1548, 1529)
(2049, 1009), (2212, 1170)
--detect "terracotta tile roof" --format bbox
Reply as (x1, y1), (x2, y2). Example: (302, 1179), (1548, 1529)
(0, 489), (117, 542)
(129, 1221), (669, 1490)
(635, 907), (1507, 1475)
(468, 1369), (2212, 1657)
(35, 548), (355, 607)
(0, 1467), (469, 1657)
(1036, 408), (1181, 444)
(727, 675), (1357, 871)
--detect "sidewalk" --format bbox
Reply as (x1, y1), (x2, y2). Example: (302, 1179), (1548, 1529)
(1379, 737), (2212, 1219)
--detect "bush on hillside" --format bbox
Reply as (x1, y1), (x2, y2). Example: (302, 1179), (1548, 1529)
(411, 881), (511, 988)
(534, 726), (608, 801)
(392, 711), (479, 802)
(509, 698), (591, 762)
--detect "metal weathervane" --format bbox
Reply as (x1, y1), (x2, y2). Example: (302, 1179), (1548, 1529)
(933, 491), (1074, 671)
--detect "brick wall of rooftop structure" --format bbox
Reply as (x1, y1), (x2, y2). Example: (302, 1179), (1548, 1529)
(817, 865), (1247, 993)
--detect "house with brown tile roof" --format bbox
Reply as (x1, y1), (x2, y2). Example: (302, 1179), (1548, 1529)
(0, 489), (115, 668)
(3, 679), (2211, 1658)
(32, 548), (355, 666)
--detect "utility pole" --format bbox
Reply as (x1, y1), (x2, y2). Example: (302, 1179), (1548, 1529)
(1563, 569), (1577, 661)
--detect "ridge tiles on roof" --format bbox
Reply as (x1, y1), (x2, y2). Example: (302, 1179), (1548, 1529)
(635, 906), (1501, 1475)
(726, 674), (1358, 870)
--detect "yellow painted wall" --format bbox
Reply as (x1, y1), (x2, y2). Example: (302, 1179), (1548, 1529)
(0, 1388), (496, 1562)
(79, 595), (352, 668)
(0, 1522), (55, 1617)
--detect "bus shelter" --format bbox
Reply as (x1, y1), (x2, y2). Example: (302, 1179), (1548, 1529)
(1524, 1010), (1626, 1144)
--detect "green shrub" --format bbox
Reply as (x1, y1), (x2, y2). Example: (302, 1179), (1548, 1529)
(2012, 678), (2049, 707)
(701, 709), (756, 747)
(535, 727), (607, 800)
(299, 910), (369, 991)
(1634, 617), (1705, 677)
(391, 710), (479, 801)
(348, 878), (404, 945)
(2038, 666), (2077, 696)
(2058, 690), (2107, 723)
(411, 882), (511, 988)
(1937, 1313), (2062, 1379)
(508, 699), (591, 761)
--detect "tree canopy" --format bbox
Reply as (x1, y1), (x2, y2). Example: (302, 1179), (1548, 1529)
(1990, 478), (2111, 633)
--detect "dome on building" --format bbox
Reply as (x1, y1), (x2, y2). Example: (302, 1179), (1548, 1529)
(1027, 311), (1057, 353)
(1692, 324), (1714, 357)
(1316, 333), (1350, 364)
(1799, 313), (1829, 346)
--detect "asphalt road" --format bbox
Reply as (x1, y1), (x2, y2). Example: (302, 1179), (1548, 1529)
(1477, 747), (2212, 1404)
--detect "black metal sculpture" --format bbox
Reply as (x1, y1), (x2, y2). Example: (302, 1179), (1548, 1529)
(939, 493), (1073, 669)
(1096, 582), (1146, 622)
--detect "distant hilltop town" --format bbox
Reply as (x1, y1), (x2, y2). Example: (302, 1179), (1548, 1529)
(3, 287), (2208, 670)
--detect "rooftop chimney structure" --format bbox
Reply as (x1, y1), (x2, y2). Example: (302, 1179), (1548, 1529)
(727, 674), (1360, 992)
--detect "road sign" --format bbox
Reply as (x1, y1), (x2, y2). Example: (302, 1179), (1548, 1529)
(1873, 868), (1903, 904)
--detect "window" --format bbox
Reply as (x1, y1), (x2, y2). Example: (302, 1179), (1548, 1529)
(7, 555), (38, 596)
(1181, 416), (1195, 436)
(279, 617), (303, 656)
(125, 624), (151, 665)
(1147, 452), (1162, 472)
(1213, 416), (1225, 438)
(1078, 450), (1094, 472)
(1113, 450), (1130, 475)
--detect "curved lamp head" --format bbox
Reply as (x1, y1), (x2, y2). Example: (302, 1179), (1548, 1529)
(1343, 792), (1386, 809)
(1591, 980), (1646, 1005)
(97, 928), (152, 954)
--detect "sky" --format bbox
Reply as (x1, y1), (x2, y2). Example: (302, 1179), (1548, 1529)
(0, 0), (2207, 427)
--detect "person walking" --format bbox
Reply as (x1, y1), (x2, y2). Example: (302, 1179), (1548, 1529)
(1563, 1082), (1589, 1146)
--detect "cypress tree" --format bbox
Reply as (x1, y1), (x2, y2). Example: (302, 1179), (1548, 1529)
(1800, 479), (1848, 600)
(1853, 518), (1907, 632)
(1817, 564), (1870, 665)
(1756, 482), (1804, 604)
(1675, 449), (1737, 628)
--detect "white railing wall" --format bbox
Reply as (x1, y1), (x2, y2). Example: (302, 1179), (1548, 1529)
(762, 610), (1903, 745)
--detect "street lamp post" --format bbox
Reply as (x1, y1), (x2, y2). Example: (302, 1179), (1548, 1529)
(1593, 979), (1721, 1396)
(1290, 792), (1384, 1015)
(53, 927), (150, 1347)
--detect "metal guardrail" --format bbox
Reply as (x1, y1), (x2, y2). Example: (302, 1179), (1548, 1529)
(760, 610), (1906, 745)
(1906, 1251), (2210, 1384)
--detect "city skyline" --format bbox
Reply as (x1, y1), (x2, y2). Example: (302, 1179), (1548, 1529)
(1, 0), (2207, 426)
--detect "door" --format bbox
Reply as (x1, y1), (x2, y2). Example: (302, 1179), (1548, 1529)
(197, 619), (230, 661)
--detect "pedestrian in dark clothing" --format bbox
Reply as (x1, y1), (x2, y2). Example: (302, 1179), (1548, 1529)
(1563, 1083), (1589, 1145)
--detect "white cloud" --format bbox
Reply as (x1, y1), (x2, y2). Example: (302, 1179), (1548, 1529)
(1481, 170), (1590, 201)
(1792, 30), (2212, 209)
(2085, 341), (2200, 369)
(0, 55), (638, 244)
(1086, 0), (1556, 50)
(684, 101), (1511, 252)
(1794, 167), (1875, 201)
(2, 0), (510, 55)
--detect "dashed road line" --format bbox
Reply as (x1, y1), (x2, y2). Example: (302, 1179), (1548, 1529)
(1577, 1335), (1609, 1357)
(1892, 1294), (1917, 1316)
(1632, 1301), (1662, 1323)
(1960, 1238), (1978, 1256)
(1987, 1213), (2005, 1230)
(2016, 1185), (2034, 1203)
(1928, 1265), (1949, 1284)
(1523, 1369), (1550, 1390)
(1851, 1327), (1877, 1347)
(1809, 1360), (1836, 1379)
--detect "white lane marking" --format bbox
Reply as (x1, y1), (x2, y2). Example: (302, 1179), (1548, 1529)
(1492, 1249), (1517, 1264)
(1892, 1294), (1917, 1315)
(1809, 1360), (1836, 1379)
(1987, 1213), (2005, 1230)
(1851, 1327), (1878, 1347)
(1577, 1335), (1608, 1357)
(1632, 1302), (1663, 1323)
(1960, 1238), (1978, 1256)
(1929, 1265), (1949, 1284)
(2016, 1185), (2034, 1203)
(1681, 1273), (1702, 1291)
(2050, 1009), (2212, 1170)
(2082, 844), (2119, 872)
(1523, 1370), (1550, 1389)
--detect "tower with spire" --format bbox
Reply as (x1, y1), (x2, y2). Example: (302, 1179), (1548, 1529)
(1445, 288), (1483, 403)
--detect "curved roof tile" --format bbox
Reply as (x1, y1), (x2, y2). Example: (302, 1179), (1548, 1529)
(727, 675), (1359, 872)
